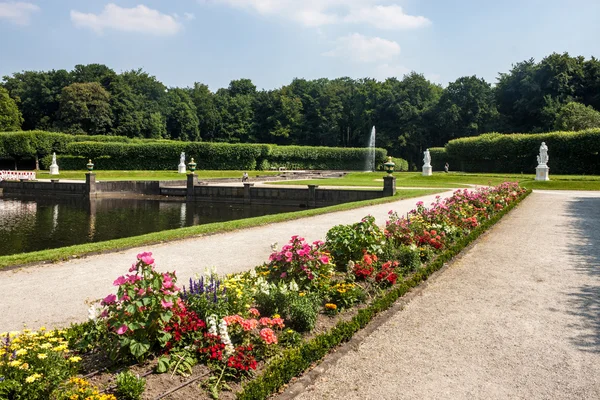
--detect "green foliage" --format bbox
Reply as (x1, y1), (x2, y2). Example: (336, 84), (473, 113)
(114, 371), (146, 400)
(554, 102), (600, 131)
(57, 82), (112, 135)
(325, 215), (386, 271)
(100, 254), (178, 361)
(381, 244), (421, 274)
(0, 87), (23, 131)
(287, 292), (321, 333)
(443, 128), (600, 174)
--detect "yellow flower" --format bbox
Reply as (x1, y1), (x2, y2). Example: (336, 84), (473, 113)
(325, 303), (337, 310)
(19, 362), (30, 370)
(40, 343), (52, 349)
(37, 353), (48, 359)
(25, 373), (42, 383)
(53, 344), (68, 352)
(272, 314), (281, 319)
(9, 360), (22, 367)
(69, 356), (82, 363)
(15, 348), (27, 356)
(299, 292), (306, 297)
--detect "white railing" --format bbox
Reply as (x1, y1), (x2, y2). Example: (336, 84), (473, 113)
(0, 171), (37, 182)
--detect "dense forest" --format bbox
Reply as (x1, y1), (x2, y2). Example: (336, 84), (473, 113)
(1, 52), (600, 166)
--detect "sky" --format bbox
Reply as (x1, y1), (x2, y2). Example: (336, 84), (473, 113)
(1, 0), (599, 91)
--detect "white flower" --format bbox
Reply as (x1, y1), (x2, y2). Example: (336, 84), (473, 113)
(289, 280), (299, 292)
(218, 318), (234, 357)
(207, 315), (218, 336)
(88, 304), (99, 321)
(270, 242), (278, 252)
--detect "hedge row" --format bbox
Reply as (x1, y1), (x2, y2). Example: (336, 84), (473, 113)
(433, 128), (600, 174)
(1, 131), (403, 171)
(236, 188), (532, 399)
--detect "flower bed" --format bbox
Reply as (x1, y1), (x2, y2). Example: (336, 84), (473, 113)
(0, 183), (529, 400)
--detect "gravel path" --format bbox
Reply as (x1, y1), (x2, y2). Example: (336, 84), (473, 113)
(0, 191), (452, 332)
(288, 190), (600, 400)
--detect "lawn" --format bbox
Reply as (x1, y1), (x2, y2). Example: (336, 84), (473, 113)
(271, 171), (600, 190)
(34, 170), (281, 181)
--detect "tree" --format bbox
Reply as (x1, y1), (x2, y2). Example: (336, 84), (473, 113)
(165, 89), (200, 141)
(57, 82), (112, 135)
(0, 87), (23, 131)
(554, 102), (600, 131)
(71, 64), (117, 90)
(228, 78), (256, 97)
(433, 76), (498, 144)
(2, 69), (71, 130)
(188, 83), (220, 141)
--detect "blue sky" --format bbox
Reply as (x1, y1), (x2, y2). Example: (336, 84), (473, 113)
(1, 0), (599, 91)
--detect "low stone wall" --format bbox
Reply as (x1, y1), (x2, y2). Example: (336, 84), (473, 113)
(0, 180), (87, 196)
(96, 181), (161, 195)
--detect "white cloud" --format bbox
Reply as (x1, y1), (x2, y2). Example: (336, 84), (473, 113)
(184, 12), (196, 21)
(70, 4), (182, 35)
(323, 33), (400, 63)
(205, 0), (431, 29)
(344, 5), (430, 30)
(374, 63), (410, 80)
(0, 1), (40, 25)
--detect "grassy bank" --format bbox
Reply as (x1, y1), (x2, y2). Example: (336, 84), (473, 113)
(272, 171), (600, 190)
(0, 189), (442, 270)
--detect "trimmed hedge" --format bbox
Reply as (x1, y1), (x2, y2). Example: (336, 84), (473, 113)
(442, 128), (600, 174)
(267, 145), (388, 171)
(58, 141), (389, 171)
(1, 130), (391, 171)
(236, 188), (532, 399)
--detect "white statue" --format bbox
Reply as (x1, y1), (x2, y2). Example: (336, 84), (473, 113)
(537, 142), (549, 165)
(49, 152), (59, 175)
(423, 149), (431, 167)
(178, 152), (186, 174)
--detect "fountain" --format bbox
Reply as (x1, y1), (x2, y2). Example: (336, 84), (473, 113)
(364, 126), (376, 172)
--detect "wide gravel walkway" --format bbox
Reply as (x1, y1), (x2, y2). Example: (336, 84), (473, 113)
(288, 190), (600, 400)
(1, 191), (451, 332)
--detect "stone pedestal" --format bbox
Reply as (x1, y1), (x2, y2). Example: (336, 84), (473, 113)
(50, 164), (59, 175)
(243, 182), (254, 204)
(186, 173), (197, 200)
(383, 176), (396, 197)
(422, 166), (432, 176)
(178, 163), (186, 174)
(85, 173), (96, 196)
(535, 165), (549, 181)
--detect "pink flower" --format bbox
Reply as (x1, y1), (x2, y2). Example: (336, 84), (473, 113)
(102, 294), (117, 305)
(260, 328), (278, 344)
(137, 288), (146, 296)
(249, 308), (260, 317)
(129, 264), (137, 273)
(280, 272), (288, 279)
(319, 255), (330, 264)
(141, 255), (154, 265)
(161, 299), (174, 309)
(137, 251), (152, 260)
(120, 294), (130, 302)
(224, 315), (244, 326)
(113, 276), (126, 286)
(240, 319), (258, 331)
(116, 325), (128, 335)
(100, 310), (108, 318)
(284, 251), (293, 260)
(271, 318), (285, 328)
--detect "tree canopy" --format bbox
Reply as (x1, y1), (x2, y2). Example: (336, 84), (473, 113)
(3, 52), (600, 166)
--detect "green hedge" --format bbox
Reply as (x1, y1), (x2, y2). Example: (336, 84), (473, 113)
(2, 130), (390, 171)
(443, 129), (600, 174)
(428, 147), (453, 171)
(266, 145), (388, 171)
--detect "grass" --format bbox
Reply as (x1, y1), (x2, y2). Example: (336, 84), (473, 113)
(0, 189), (442, 270)
(34, 170), (281, 181)
(271, 171), (600, 190)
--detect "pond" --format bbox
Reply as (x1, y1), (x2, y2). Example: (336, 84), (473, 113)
(0, 196), (302, 256)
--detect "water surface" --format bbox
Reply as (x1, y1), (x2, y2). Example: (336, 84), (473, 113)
(0, 196), (301, 256)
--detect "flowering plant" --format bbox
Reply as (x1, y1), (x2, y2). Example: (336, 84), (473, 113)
(325, 215), (385, 270)
(260, 236), (333, 289)
(52, 377), (116, 400)
(100, 252), (179, 361)
(0, 329), (79, 400)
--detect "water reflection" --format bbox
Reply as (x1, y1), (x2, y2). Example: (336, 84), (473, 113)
(0, 196), (301, 256)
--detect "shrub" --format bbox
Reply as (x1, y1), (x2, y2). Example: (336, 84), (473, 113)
(99, 252), (179, 361)
(325, 215), (386, 271)
(259, 236), (334, 290)
(287, 293), (320, 333)
(115, 371), (146, 400)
